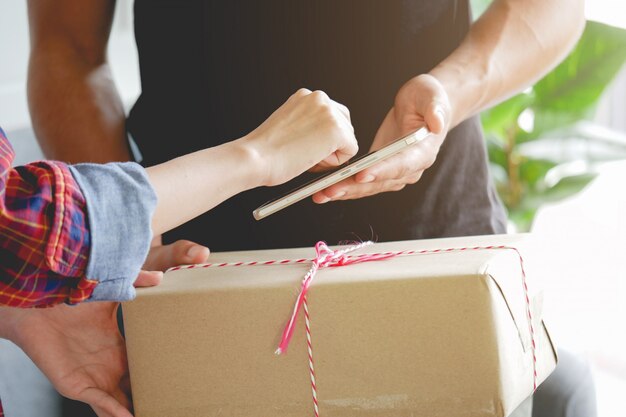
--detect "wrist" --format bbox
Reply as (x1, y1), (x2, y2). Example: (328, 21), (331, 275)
(231, 135), (269, 188)
(428, 67), (463, 128)
(429, 61), (489, 128)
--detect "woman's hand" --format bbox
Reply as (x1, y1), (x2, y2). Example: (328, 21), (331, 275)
(0, 260), (176, 417)
(148, 88), (358, 234)
(312, 74), (451, 203)
(3, 302), (133, 417)
(244, 88), (359, 187)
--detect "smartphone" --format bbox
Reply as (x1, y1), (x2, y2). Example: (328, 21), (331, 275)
(253, 127), (430, 220)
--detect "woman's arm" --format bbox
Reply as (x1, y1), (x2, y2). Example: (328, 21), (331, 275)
(147, 89), (356, 235)
(0, 90), (356, 307)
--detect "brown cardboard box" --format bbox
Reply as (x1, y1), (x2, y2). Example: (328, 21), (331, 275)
(123, 234), (556, 417)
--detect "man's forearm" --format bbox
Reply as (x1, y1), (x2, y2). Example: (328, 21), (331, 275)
(28, 43), (130, 163)
(430, 0), (585, 128)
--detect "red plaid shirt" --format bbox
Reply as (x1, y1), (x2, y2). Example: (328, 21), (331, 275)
(1, 127), (97, 416)
(0, 128), (97, 307)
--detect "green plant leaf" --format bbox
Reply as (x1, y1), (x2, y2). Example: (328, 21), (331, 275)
(480, 19), (626, 231)
(481, 93), (533, 137)
(508, 207), (536, 232)
(537, 173), (596, 203)
(486, 134), (508, 169)
(470, 0), (492, 19)
(488, 162), (508, 188)
(519, 158), (558, 189)
(509, 173), (595, 231)
(530, 21), (626, 138)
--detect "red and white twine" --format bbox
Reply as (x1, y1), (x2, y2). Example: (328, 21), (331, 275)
(167, 241), (538, 416)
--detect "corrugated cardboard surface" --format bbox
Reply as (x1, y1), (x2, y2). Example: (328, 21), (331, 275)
(123, 234), (557, 416)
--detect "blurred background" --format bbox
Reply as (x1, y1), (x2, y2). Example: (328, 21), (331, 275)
(1, 0), (625, 416)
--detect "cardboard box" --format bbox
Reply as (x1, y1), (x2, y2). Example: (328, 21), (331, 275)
(123, 234), (557, 417)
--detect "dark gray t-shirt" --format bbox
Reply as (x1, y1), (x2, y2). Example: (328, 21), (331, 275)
(128, 0), (507, 250)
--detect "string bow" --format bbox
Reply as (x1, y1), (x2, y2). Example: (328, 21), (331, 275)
(274, 241), (395, 355)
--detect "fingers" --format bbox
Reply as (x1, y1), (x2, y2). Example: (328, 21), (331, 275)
(311, 144), (433, 203)
(308, 90), (354, 137)
(291, 87), (312, 99)
(142, 240), (210, 271)
(293, 89), (344, 123)
(82, 388), (134, 417)
(329, 98), (351, 124)
(134, 270), (163, 287)
(294, 89), (357, 170)
(354, 153), (408, 184)
(309, 73), (451, 202)
(315, 92), (358, 166)
(253, 88), (358, 186)
(312, 172), (423, 203)
(358, 141), (436, 182)
(369, 109), (401, 153)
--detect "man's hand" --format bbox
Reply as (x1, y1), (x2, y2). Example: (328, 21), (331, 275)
(312, 74), (451, 203)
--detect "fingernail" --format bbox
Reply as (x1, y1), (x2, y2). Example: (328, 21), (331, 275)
(317, 195), (331, 204)
(435, 106), (446, 121)
(187, 246), (207, 259)
(331, 191), (346, 199)
(360, 175), (375, 183)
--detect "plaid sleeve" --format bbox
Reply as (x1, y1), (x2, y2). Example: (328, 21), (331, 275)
(0, 128), (97, 308)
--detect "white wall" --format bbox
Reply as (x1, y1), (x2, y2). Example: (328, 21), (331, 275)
(0, 1), (32, 131)
(0, 0), (140, 132)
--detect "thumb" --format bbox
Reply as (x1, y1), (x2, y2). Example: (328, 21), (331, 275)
(425, 102), (447, 135)
(371, 108), (401, 151)
(134, 270), (163, 287)
(82, 388), (134, 417)
(143, 240), (210, 271)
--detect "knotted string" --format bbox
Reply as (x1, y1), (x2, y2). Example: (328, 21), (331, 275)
(166, 241), (537, 417)
(272, 241), (396, 417)
(274, 241), (395, 355)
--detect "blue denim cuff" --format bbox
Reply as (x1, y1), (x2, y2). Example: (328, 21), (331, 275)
(69, 162), (157, 302)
